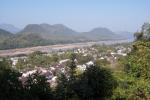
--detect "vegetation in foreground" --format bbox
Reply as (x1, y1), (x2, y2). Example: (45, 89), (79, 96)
(0, 54), (117, 100)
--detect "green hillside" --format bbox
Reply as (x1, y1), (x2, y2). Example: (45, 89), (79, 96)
(0, 24), (125, 50)
(0, 28), (13, 43)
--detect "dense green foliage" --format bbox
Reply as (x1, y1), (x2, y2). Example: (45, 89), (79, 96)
(74, 65), (117, 100)
(125, 23), (150, 80)
(54, 53), (117, 100)
(0, 59), (54, 100)
(16, 51), (59, 70)
(112, 72), (150, 100)
(124, 41), (150, 79)
(0, 62), (23, 100)
(76, 53), (94, 65)
(112, 23), (150, 100)
(24, 72), (53, 100)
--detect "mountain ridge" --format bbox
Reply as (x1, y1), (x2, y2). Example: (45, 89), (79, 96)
(0, 23), (130, 50)
(0, 28), (14, 44)
(19, 24), (78, 35)
(0, 24), (20, 33)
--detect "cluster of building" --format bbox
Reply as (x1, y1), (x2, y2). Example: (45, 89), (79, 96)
(19, 58), (94, 87)
(8, 45), (131, 86)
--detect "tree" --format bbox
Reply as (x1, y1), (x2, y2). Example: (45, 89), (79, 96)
(24, 72), (54, 100)
(112, 71), (150, 100)
(55, 53), (117, 100)
(113, 23), (150, 100)
(125, 23), (150, 80)
(74, 65), (117, 100)
(16, 58), (28, 70)
(54, 53), (78, 100)
(0, 59), (54, 100)
(76, 54), (93, 65)
(54, 73), (77, 100)
(27, 51), (54, 68)
(68, 53), (77, 81)
(95, 59), (110, 67)
(0, 60), (24, 100)
(134, 23), (150, 41)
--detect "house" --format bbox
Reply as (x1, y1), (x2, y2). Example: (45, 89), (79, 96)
(59, 59), (69, 64)
(86, 61), (94, 66)
(77, 64), (86, 71)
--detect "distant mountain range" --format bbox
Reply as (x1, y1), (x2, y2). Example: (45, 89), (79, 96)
(82, 27), (120, 40)
(0, 24), (20, 33)
(19, 24), (78, 35)
(0, 23), (134, 50)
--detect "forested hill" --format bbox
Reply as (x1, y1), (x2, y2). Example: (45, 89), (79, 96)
(0, 28), (13, 43)
(0, 23), (132, 50)
(82, 27), (120, 40)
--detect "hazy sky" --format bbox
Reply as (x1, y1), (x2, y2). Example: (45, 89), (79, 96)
(0, 0), (150, 32)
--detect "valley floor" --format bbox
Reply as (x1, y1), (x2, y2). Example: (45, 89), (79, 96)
(0, 39), (132, 57)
